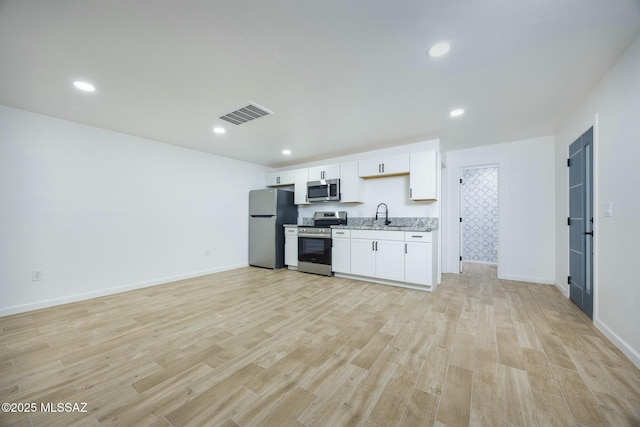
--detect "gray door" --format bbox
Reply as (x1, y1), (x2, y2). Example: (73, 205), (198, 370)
(569, 127), (593, 318)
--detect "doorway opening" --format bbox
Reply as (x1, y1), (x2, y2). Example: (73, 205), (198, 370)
(459, 165), (499, 273)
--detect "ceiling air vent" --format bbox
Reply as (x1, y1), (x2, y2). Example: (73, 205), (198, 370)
(218, 101), (273, 125)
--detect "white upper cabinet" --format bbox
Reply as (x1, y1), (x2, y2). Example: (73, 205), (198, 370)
(265, 149), (438, 204)
(409, 151), (438, 200)
(308, 164), (340, 181)
(358, 154), (410, 178)
(339, 161), (364, 203)
(294, 168), (310, 205)
(265, 170), (295, 187)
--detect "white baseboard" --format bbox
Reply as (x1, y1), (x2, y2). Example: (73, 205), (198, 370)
(0, 263), (247, 317)
(498, 274), (555, 285)
(554, 280), (569, 296)
(463, 260), (498, 266)
(334, 273), (436, 292)
(594, 318), (640, 370)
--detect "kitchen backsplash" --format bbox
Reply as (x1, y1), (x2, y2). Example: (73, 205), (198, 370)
(302, 216), (439, 229)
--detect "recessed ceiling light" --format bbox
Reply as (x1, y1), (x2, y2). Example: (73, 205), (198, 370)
(450, 108), (464, 117)
(428, 42), (451, 58)
(73, 81), (95, 92)
(282, 149), (292, 156)
(213, 127), (226, 134)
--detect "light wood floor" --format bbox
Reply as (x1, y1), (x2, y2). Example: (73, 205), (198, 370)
(1, 264), (639, 426)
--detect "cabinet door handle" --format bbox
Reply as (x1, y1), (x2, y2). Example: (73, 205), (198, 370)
(375, 241), (378, 251)
(378, 163), (382, 173)
(277, 176), (280, 184)
(410, 188), (412, 198)
(336, 231), (345, 235)
(372, 241), (375, 251)
(382, 163), (385, 173)
(405, 243), (407, 254)
(411, 235), (423, 238)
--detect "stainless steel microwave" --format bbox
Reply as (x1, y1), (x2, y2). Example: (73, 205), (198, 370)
(307, 179), (340, 202)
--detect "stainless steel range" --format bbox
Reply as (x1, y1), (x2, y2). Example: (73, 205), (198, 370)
(298, 211), (347, 276)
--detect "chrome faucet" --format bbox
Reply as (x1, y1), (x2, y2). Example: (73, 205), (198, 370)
(375, 203), (391, 225)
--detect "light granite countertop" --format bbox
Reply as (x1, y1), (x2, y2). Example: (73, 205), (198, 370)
(331, 225), (433, 232)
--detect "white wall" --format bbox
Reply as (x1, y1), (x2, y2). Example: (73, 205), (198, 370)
(555, 33), (640, 367)
(0, 106), (268, 316)
(444, 136), (556, 284)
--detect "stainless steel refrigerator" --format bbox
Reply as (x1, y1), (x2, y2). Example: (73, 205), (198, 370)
(249, 189), (297, 269)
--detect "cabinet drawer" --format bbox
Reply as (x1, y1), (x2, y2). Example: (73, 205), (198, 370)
(332, 229), (350, 238)
(285, 227), (298, 236)
(351, 229), (404, 241)
(404, 231), (432, 243)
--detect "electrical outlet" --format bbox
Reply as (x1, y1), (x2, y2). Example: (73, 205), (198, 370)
(32, 270), (43, 281)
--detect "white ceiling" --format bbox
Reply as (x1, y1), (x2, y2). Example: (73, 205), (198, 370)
(1, 1), (639, 167)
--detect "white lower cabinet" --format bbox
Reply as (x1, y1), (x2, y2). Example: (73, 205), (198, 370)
(404, 231), (437, 287)
(374, 240), (405, 281)
(349, 230), (405, 281)
(350, 238), (376, 277)
(284, 227), (298, 269)
(334, 229), (438, 291)
(404, 242), (431, 285)
(331, 229), (351, 274)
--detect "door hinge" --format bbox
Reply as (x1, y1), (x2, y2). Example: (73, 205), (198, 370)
(459, 256), (463, 261)
(567, 217), (571, 226)
(568, 276), (571, 285)
(567, 158), (571, 167)
(459, 217), (462, 223)
(459, 178), (463, 184)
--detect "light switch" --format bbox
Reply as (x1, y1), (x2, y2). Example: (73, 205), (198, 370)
(604, 201), (613, 217)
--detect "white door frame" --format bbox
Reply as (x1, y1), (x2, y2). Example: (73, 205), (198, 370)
(458, 163), (501, 273)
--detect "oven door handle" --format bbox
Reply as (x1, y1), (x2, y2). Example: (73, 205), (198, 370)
(298, 233), (331, 238)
